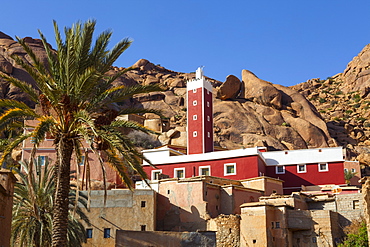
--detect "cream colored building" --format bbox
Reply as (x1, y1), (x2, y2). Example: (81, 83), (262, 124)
(81, 189), (156, 247)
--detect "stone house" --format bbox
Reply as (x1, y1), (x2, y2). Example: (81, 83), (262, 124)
(81, 189), (156, 247)
(240, 192), (363, 247)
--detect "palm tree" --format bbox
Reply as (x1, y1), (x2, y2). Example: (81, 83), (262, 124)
(344, 169), (357, 185)
(11, 159), (89, 247)
(0, 20), (162, 246)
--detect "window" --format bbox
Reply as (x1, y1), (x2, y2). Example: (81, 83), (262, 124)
(207, 101), (210, 107)
(193, 100), (197, 106)
(207, 132), (210, 138)
(351, 168), (356, 173)
(78, 156), (85, 166)
(207, 90), (210, 95)
(224, 163), (236, 176)
(193, 115), (197, 120)
(353, 200), (360, 209)
(276, 166), (285, 174)
(199, 166), (211, 176)
(103, 228), (111, 238)
(207, 116), (210, 121)
(318, 163), (329, 172)
(141, 225), (146, 231)
(151, 170), (162, 181)
(193, 131), (197, 137)
(86, 229), (93, 238)
(38, 156), (47, 166)
(275, 222), (280, 229)
(193, 89), (197, 93)
(141, 201), (146, 208)
(344, 168), (348, 172)
(174, 168), (185, 179)
(297, 164), (306, 173)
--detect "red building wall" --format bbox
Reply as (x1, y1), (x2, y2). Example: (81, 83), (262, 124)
(203, 89), (213, 153)
(187, 87), (204, 155)
(144, 155), (263, 180)
(265, 162), (345, 194)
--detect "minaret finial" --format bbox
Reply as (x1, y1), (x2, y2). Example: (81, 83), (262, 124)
(196, 67), (204, 80)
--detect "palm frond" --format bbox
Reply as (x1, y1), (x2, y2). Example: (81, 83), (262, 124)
(31, 116), (56, 146)
(0, 71), (39, 102)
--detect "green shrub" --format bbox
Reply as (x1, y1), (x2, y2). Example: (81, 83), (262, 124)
(338, 220), (368, 247)
(319, 98), (326, 103)
(345, 110), (353, 114)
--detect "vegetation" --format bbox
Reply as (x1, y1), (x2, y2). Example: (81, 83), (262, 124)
(0, 20), (162, 246)
(339, 219), (368, 247)
(11, 159), (89, 247)
(344, 170), (357, 185)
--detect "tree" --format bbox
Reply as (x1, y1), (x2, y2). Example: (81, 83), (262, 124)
(344, 169), (357, 185)
(339, 219), (368, 247)
(0, 20), (162, 246)
(11, 159), (89, 247)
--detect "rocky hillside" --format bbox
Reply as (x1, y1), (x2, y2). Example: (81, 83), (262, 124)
(292, 44), (370, 164)
(0, 31), (366, 162)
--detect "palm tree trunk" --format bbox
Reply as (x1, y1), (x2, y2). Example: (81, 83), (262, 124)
(52, 137), (73, 247)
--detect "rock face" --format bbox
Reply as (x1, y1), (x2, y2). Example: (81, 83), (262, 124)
(1, 30), (365, 156)
(291, 43), (370, 163)
(216, 75), (241, 100)
(241, 70), (282, 109)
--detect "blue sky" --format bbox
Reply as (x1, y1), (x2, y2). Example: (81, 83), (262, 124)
(2, 1), (370, 86)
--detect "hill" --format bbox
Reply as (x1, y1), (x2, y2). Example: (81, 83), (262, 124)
(0, 31), (368, 163)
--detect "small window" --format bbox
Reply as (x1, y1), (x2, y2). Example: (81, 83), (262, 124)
(351, 168), (356, 173)
(224, 163), (236, 176)
(174, 168), (185, 179)
(253, 239), (257, 243)
(151, 170), (162, 181)
(199, 166), (210, 176)
(103, 228), (111, 238)
(193, 89), (197, 93)
(141, 201), (146, 208)
(207, 101), (210, 107)
(86, 229), (93, 238)
(207, 90), (210, 95)
(275, 222), (280, 229)
(207, 132), (210, 138)
(318, 163), (328, 172)
(312, 237), (317, 243)
(78, 156), (85, 166)
(193, 115), (197, 120)
(276, 166), (285, 174)
(344, 168), (348, 172)
(207, 116), (210, 122)
(193, 100), (197, 106)
(353, 200), (360, 209)
(297, 164), (306, 173)
(193, 131), (197, 137)
(38, 156), (47, 166)
(141, 225), (146, 231)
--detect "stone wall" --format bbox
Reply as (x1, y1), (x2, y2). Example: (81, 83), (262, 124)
(116, 230), (216, 247)
(336, 193), (364, 227)
(207, 214), (240, 247)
